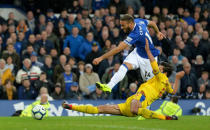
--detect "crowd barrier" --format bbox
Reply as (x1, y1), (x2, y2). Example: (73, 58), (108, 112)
(0, 99), (209, 116)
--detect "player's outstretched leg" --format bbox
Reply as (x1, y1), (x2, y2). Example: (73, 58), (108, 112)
(62, 102), (121, 115)
(138, 108), (178, 120)
(62, 101), (99, 114)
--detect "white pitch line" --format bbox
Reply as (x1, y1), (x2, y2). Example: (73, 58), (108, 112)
(69, 124), (166, 130)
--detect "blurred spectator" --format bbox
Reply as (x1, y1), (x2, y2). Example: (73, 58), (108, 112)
(101, 62), (128, 99)
(68, 57), (77, 72)
(93, 19), (103, 42)
(58, 27), (67, 53)
(188, 35), (208, 63)
(37, 31), (54, 54)
(138, 6), (146, 19)
(58, 9), (68, 23)
(200, 31), (210, 51)
(197, 84), (206, 99)
(112, 28), (122, 45)
(194, 0), (209, 12)
(53, 55), (66, 81)
(51, 82), (64, 100)
(75, 61), (85, 78)
(177, 41), (191, 59)
(80, 18), (94, 38)
(46, 25), (60, 54)
(30, 51), (43, 68)
(2, 43), (20, 69)
(126, 83), (137, 98)
(69, 0), (82, 13)
(180, 62), (198, 96)
(0, 36), (3, 53)
(65, 82), (82, 100)
(192, 55), (205, 78)
(79, 32), (100, 60)
(16, 19), (30, 37)
(125, 0), (141, 13)
(184, 85), (197, 99)
(102, 39), (112, 53)
(16, 58), (41, 84)
(109, 0), (126, 14)
(85, 42), (103, 72)
(205, 88), (210, 99)
(36, 86), (53, 101)
(79, 64), (100, 97)
(92, 0), (109, 11)
(182, 9), (196, 26)
(13, 32), (25, 55)
(156, 46), (168, 62)
(50, 48), (59, 67)
(0, 59), (15, 85)
(57, 64), (77, 93)
(63, 47), (71, 61)
(151, 6), (161, 22)
(46, 9), (57, 24)
(5, 56), (16, 74)
(37, 47), (47, 63)
(197, 71), (210, 88)
(7, 12), (18, 26)
(0, 79), (17, 100)
(63, 27), (84, 58)
(34, 72), (54, 94)
(169, 47), (184, 65)
(65, 14), (81, 34)
(34, 14), (46, 34)
(22, 44), (35, 59)
(18, 79), (36, 99)
(26, 11), (36, 33)
(22, 34), (39, 52)
(41, 55), (54, 82)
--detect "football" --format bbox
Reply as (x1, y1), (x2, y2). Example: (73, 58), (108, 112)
(32, 105), (46, 120)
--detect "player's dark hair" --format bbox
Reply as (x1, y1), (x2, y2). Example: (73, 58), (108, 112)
(160, 61), (174, 77)
(171, 96), (178, 104)
(120, 14), (134, 23)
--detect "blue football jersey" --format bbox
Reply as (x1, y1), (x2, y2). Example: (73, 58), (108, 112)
(123, 18), (160, 58)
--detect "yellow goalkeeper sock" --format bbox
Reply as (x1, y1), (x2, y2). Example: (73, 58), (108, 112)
(72, 105), (99, 114)
(138, 108), (166, 120)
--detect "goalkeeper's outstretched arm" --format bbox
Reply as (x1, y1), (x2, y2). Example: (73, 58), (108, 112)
(172, 71), (185, 95)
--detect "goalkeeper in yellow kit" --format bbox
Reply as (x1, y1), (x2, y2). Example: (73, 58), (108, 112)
(62, 39), (185, 120)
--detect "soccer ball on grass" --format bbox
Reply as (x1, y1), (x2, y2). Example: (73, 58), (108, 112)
(32, 105), (46, 120)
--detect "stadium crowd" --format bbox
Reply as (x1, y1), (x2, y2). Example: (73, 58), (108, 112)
(0, 0), (210, 100)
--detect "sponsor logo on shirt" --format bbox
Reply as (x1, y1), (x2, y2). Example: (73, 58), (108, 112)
(125, 36), (133, 43)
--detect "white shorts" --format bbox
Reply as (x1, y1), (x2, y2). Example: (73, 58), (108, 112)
(124, 48), (158, 81)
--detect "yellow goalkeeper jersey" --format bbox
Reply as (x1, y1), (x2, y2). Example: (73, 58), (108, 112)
(137, 61), (174, 106)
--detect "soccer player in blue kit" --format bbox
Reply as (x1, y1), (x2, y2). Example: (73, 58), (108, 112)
(93, 14), (165, 92)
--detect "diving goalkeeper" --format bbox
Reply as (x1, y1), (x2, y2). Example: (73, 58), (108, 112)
(12, 94), (50, 117)
(62, 38), (185, 120)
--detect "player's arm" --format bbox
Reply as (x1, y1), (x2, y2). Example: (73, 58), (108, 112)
(147, 20), (165, 40)
(93, 42), (128, 65)
(171, 71), (185, 95)
(145, 38), (159, 75)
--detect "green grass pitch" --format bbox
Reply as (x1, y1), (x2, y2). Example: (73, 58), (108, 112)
(0, 116), (209, 130)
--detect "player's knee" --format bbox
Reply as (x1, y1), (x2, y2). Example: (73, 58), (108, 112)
(97, 105), (105, 113)
(123, 62), (133, 70)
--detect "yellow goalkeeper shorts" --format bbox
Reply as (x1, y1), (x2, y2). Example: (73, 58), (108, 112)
(118, 91), (148, 117)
